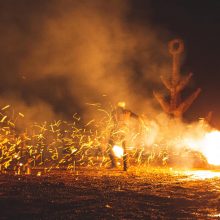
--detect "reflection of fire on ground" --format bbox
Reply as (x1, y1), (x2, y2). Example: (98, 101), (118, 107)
(184, 170), (220, 180)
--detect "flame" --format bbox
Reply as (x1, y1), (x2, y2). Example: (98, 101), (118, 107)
(112, 145), (124, 158)
(186, 130), (220, 166)
(200, 131), (220, 166)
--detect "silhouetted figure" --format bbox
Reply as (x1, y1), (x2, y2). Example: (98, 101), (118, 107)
(108, 102), (139, 171)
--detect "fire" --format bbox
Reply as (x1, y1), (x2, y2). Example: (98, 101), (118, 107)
(185, 130), (220, 166)
(112, 145), (124, 158)
(200, 131), (220, 166)
(1, 102), (220, 172)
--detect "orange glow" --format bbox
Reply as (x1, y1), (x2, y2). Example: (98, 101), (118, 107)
(200, 131), (220, 165)
(184, 170), (220, 180)
(112, 145), (124, 158)
(185, 130), (220, 166)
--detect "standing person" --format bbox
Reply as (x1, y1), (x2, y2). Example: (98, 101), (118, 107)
(108, 102), (139, 171)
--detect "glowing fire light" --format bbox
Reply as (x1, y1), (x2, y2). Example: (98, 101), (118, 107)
(200, 131), (220, 166)
(112, 145), (124, 158)
(186, 130), (220, 166)
(184, 170), (220, 180)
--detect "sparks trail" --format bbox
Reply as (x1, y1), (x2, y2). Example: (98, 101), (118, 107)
(0, 105), (110, 173)
(0, 39), (220, 174)
(0, 102), (219, 175)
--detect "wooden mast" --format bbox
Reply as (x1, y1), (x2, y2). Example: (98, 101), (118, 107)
(154, 39), (201, 118)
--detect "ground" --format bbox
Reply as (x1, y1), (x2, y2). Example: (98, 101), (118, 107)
(0, 167), (220, 219)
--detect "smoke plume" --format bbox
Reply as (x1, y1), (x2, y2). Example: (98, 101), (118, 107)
(0, 0), (173, 123)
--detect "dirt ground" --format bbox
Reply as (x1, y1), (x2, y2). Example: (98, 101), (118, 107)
(0, 167), (220, 219)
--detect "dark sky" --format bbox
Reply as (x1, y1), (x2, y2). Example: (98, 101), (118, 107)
(133, 0), (220, 125)
(0, 0), (220, 126)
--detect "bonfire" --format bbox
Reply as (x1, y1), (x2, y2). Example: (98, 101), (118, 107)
(0, 40), (219, 179)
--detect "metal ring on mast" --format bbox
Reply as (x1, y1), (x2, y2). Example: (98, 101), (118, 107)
(168, 39), (184, 55)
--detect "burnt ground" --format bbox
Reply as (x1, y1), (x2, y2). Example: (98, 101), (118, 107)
(0, 167), (220, 219)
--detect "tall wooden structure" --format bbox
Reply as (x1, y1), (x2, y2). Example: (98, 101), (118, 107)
(154, 39), (201, 118)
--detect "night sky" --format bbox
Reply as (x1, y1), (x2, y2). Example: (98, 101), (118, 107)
(0, 0), (220, 126)
(136, 0), (220, 125)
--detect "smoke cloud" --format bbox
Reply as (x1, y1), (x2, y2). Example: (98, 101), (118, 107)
(0, 0), (174, 123)
(0, 1), (218, 169)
